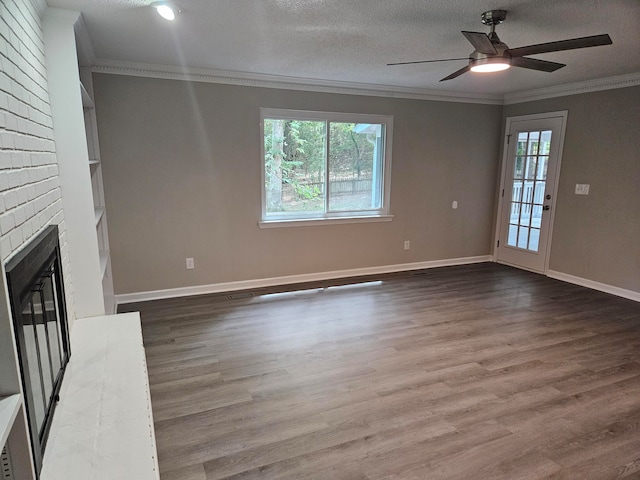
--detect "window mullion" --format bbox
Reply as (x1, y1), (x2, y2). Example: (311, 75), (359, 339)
(260, 108), (392, 223)
(324, 120), (330, 215)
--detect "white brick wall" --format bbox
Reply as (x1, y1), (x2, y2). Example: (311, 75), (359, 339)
(0, 0), (75, 320)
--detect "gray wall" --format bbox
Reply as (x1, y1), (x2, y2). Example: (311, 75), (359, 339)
(93, 74), (502, 294)
(502, 86), (640, 292)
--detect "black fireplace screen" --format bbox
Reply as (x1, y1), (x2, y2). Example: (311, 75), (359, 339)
(5, 225), (70, 476)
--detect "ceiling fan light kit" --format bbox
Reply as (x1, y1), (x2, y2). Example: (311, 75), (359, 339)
(470, 57), (510, 73)
(388, 9), (612, 82)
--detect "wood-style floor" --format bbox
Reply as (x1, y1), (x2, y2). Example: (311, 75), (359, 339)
(122, 263), (640, 480)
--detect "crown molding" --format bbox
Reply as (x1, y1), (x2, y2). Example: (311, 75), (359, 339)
(504, 72), (640, 105)
(91, 59), (639, 106)
(91, 60), (505, 105)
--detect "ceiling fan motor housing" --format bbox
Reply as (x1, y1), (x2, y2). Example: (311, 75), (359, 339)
(481, 10), (507, 26)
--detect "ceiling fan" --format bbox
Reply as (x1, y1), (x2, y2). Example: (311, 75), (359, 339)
(388, 10), (612, 82)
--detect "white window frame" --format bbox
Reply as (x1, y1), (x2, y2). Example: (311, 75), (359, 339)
(259, 108), (394, 228)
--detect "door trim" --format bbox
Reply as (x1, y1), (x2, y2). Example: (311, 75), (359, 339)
(493, 110), (568, 273)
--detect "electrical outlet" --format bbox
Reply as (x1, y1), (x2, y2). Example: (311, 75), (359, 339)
(575, 184), (590, 195)
(186, 257), (194, 269)
(404, 240), (410, 251)
(452, 200), (458, 209)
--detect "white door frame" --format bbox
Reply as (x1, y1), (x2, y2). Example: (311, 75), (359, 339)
(493, 110), (568, 273)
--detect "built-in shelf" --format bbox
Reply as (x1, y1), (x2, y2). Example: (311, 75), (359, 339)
(80, 82), (94, 109)
(80, 61), (114, 314)
(0, 394), (22, 450)
(99, 251), (109, 278)
(94, 207), (105, 226)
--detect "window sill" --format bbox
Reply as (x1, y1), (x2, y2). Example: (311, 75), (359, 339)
(259, 215), (394, 229)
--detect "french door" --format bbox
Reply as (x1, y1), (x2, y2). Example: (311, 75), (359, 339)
(496, 112), (567, 272)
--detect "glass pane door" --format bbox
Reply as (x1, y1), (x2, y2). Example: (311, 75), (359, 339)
(507, 130), (552, 252)
(497, 113), (565, 273)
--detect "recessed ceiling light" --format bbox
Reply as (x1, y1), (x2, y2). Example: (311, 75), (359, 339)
(151, 2), (181, 21)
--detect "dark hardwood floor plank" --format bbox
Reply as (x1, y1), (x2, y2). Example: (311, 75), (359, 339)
(542, 408), (640, 469)
(157, 412), (331, 472)
(160, 464), (207, 480)
(202, 418), (374, 479)
(129, 263), (640, 479)
(360, 420), (514, 479)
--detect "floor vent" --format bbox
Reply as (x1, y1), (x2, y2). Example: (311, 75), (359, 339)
(1, 446), (14, 480)
(227, 292), (254, 300)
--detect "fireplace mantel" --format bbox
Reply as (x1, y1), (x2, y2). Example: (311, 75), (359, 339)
(40, 313), (160, 480)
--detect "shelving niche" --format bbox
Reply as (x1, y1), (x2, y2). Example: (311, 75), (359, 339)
(79, 66), (115, 314)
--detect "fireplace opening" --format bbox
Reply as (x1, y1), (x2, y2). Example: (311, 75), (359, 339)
(5, 225), (70, 476)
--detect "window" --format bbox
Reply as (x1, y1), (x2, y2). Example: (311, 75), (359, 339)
(260, 108), (393, 226)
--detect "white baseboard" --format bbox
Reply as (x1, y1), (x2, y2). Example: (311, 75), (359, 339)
(547, 270), (640, 303)
(115, 255), (492, 306)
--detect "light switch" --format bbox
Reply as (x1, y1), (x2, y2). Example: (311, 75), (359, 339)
(452, 201), (458, 209)
(575, 184), (590, 195)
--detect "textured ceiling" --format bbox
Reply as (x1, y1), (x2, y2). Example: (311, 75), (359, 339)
(45, 0), (640, 97)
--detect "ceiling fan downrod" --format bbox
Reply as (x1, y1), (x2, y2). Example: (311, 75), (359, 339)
(481, 10), (507, 43)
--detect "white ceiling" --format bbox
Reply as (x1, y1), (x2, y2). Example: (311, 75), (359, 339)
(45, 0), (640, 97)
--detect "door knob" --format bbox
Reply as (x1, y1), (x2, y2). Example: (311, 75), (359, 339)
(543, 205), (551, 211)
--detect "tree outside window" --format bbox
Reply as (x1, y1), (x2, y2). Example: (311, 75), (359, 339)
(261, 109), (392, 223)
